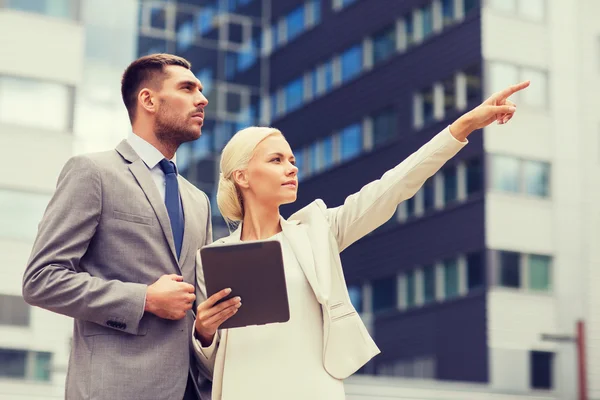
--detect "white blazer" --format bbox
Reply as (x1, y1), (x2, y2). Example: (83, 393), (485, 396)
(193, 127), (467, 399)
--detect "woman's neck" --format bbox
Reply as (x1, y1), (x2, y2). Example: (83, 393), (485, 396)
(240, 203), (281, 241)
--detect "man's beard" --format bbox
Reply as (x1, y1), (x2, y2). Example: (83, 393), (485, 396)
(154, 105), (200, 147)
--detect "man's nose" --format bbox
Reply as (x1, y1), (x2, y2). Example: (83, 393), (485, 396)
(195, 92), (208, 107)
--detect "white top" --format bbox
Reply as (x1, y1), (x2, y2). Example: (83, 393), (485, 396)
(217, 233), (345, 400)
(127, 131), (177, 202)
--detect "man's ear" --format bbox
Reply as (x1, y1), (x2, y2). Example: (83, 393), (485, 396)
(138, 88), (156, 114)
(232, 170), (249, 189)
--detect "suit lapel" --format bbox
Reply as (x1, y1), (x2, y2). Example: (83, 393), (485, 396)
(178, 181), (199, 267)
(128, 158), (180, 267)
(280, 218), (324, 304)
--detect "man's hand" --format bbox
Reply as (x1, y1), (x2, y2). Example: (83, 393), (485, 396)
(195, 288), (241, 346)
(145, 274), (196, 320)
(450, 80), (530, 141)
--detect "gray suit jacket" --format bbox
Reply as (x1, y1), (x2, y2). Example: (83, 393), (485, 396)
(22, 140), (213, 400)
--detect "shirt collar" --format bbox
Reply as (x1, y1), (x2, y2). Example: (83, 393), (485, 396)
(127, 132), (177, 171)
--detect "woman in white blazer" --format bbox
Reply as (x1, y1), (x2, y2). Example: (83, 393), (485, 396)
(191, 81), (530, 399)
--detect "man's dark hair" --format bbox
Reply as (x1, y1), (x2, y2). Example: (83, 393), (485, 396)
(121, 53), (192, 123)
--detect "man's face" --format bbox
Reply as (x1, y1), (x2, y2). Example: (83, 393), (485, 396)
(154, 65), (208, 146)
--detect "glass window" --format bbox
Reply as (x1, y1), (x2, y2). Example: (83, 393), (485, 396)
(466, 158), (483, 195)
(323, 61), (334, 92)
(372, 108), (397, 146)
(339, 123), (363, 161)
(443, 165), (458, 204)
(197, 6), (216, 35)
(270, 92), (279, 119)
(489, 62), (519, 96)
(467, 251), (485, 290)
(225, 52), (237, 79)
(423, 178), (435, 212)
(465, 65), (482, 105)
(464, 0), (477, 14)
(405, 14), (415, 47)
(422, 265), (436, 304)
(0, 190), (51, 241)
(405, 196), (415, 219)
(422, 87), (435, 124)
(0, 349), (27, 379)
(521, 68), (547, 108)
(340, 0), (358, 8)
(238, 35), (260, 72)
(295, 148), (305, 180)
(312, 0), (322, 24)
(524, 160), (550, 197)
(286, 6), (305, 42)
(148, 2), (167, 30)
(0, 76), (71, 132)
(192, 131), (212, 160)
(0, 295), (30, 326)
(373, 26), (396, 64)
(529, 255), (551, 291)
(519, 0), (545, 22)
(348, 285), (362, 313)
(443, 258), (459, 298)
(321, 137), (334, 170)
(310, 142), (321, 173)
(7, 0), (77, 20)
(405, 270), (416, 308)
(491, 155), (520, 193)
(33, 352), (52, 381)
(271, 22), (279, 50)
(499, 251), (521, 288)
(340, 44), (363, 83)
(284, 77), (304, 113)
(443, 76), (457, 117)
(531, 351), (553, 390)
(311, 68), (319, 97)
(196, 68), (214, 96)
(442, 0), (455, 26)
(421, 5), (434, 39)
(488, 0), (516, 13)
(372, 277), (397, 313)
(176, 19), (195, 52)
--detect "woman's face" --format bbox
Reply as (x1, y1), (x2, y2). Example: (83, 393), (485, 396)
(242, 134), (298, 208)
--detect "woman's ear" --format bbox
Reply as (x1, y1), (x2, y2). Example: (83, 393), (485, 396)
(232, 170), (249, 189)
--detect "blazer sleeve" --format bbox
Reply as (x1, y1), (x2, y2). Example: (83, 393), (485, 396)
(323, 126), (467, 252)
(22, 155), (147, 335)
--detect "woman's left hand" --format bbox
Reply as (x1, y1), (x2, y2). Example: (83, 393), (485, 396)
(450, 80), (531, 141)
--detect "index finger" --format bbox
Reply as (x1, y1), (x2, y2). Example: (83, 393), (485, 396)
(496, 81), (530, 101)
(179, 282), (195, 293)
(202, 288), (232, 308)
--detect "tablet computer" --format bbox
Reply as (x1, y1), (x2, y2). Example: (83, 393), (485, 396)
(200, 239), (290, 329)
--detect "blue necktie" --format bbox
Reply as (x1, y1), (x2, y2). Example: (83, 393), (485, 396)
(159, 159), (184, 259)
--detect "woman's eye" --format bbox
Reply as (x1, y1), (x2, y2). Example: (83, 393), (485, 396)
(271, 157), (281, 163)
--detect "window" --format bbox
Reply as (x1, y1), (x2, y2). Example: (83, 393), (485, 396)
(530, 351), (553, 389)
(423, 178), (435, 212)
(405, 14), (415, 47)
(524, 160), (550, 197)
(373, 26), (396, 64)
(311, 0), (322, 24)
(225, 52), (237, 79)
(464, 0), (477, 14)
(196, 6), (216, 35)
(310, 142), (320, 173)
(422, 265), (436, 304)
(334, 0), (358, 10)
(323, 61), (334, 92)
(270, 92), (279, 119)
(465, 65), (481, 105)
(340, 44), (363, 83)
(372, 108), (397, 146)
(0, 190), (51, 241)
(422, 87), (435, 124)
(521, 68), (547, 108)
(339, 123), (362, 161)
(6, 0), (77, 20)
(487, 0), (516, 13)
(421, 4), (434, 39)
(442, 0), (455, 26)
(467, 251), (485, 290)
(499, 251), (521, 288)
(284, 77), (304, 113)
(33, 352), (52, 381)
(443, 258), (459, 298)
(0, 349), (26, 379)
(405, 196), (415, 219)
(0, 76), (72, 132)
(348, 285), (363, 313)
(321, 137), (334, 170)
(466, 158), (483, 195)
(176, 19), (195, 52)
(443, 76), (457, 117)
(285, 6), (305, 42)
(372, 277), (397, 313)
(196, 68), (214, 96)
(405, 270), (416, 308)
(489, 0), (545, 22)
(491, 155), (520, 193)
(295, 148), (305, 180)
(529, 255), (551, 291)
(489, 62), (519, 95)
(443, 165), (458, 204)
(0, 295), (30, 326)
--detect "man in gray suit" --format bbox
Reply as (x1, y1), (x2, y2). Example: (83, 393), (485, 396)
(23, 54), (212, 400)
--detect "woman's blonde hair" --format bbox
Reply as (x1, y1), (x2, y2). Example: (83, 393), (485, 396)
(217, 126), (283, 227)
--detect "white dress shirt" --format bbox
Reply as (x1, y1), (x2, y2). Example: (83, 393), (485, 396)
(127, 131), (178, 202)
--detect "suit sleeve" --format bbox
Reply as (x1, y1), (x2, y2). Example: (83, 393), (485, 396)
(323, 127), (467, 252)
(22, 156), (147, 335)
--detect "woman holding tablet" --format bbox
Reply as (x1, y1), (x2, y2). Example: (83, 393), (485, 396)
(192, 81), (530, 399)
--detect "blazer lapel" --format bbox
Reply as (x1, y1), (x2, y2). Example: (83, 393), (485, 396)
(280, 218), (324, 304)
(178, 181), (199, 267)
(116, 140), (180, 268)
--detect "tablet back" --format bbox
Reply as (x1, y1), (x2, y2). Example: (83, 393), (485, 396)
(200, 240), (290, 329)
